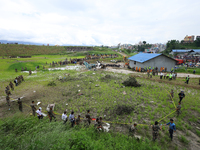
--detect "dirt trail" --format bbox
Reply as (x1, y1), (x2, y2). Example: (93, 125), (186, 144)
(106, 68), (200, 78)
(117, 52), (128, 57)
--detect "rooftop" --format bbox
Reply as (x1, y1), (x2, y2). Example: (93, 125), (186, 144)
(128, 53), (162, 63)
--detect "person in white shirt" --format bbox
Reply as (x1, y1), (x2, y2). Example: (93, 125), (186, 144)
(69, 111), (75, 127)
(62, 111), (68, 124)
(36, 107), (43, 119)
(160, 72), (163, 79)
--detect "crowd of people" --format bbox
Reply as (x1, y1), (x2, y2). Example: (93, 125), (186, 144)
(5, 75), (24, 110)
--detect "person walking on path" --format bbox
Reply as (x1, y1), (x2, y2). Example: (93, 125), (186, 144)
(178, 91), (185, 103)
(165, 119), (176, 141)
(69, 111), (75, 127)
(17, 98), (22, 112)
(30, 101), (36, 116)
(62, 111), (68, 124)
(151, 121), (162, 141)
(185, 75), (190, 84)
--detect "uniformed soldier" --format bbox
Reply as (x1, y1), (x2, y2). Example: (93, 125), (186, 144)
(9, 81), (14, 90)
(18, 98), (22, 112)
(21, 75), (24, 81)
(30, 101), (36, 116)
(85, 110), (92, 125)
(129, 123), (137, 137)
(75, 115), (81, 125)
(29, 69), (32, 75)
(48, 107), (56, 122)
(151, 121), (162, 141)
(95, 118), (103, 131)
(6, 95), (10, 107)
(5, 86), (11, 96)
(176, 103), (181, 116)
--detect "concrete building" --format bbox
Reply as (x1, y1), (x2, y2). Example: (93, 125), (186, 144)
(196, 36), (200, 40)
(128, 53), (176, 72)
(184, 35), (195, 43)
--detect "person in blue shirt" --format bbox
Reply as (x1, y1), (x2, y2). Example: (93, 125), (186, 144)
(165, 119), (176, 141)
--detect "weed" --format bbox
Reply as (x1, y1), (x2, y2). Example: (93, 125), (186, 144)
(178, 135), (189, 144)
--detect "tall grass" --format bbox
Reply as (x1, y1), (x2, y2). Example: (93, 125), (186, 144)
(0, 114), (161, 150)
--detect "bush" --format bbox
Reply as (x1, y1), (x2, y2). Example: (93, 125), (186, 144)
(47, 81), (56, 86)
(122, 76), (141, 87)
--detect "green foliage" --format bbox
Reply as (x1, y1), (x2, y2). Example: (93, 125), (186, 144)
(178, 135), (189, 144)
(163, 39), (200, 55)
(47, 81), (56, 86)
(196, 130), (200, 137)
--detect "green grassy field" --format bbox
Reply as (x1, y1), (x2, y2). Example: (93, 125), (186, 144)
(0, 53), (200, 150)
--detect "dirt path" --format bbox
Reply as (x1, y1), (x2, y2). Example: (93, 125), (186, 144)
(106, 68), (200, 78)
(117, 52), (128, 57)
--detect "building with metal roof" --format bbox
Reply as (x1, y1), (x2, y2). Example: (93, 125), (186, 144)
(128, 53), (176, 72)
(172, 49), (200, 54)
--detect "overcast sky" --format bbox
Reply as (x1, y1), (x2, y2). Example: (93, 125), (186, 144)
(0, 0), (199, 46)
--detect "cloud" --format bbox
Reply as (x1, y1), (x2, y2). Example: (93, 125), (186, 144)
(0, 0), (199, 45)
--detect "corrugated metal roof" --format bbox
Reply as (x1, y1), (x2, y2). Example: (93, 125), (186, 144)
(128, 53), (162, 63)
(172, 49), (200, 53)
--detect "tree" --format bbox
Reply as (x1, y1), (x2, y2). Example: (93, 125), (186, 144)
(143, 41), (146, 45)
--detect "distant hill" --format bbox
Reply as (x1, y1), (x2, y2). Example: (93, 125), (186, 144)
(0, 40), (45, 46)
(0, 44), (94, 56)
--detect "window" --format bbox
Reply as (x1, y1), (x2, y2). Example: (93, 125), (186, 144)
(134, 61), (136, 65)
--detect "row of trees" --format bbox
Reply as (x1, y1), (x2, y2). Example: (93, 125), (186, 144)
(163, 38), (200, 54)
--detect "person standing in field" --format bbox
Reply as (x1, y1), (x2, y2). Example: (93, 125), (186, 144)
(170, 89), (174, 99)
(160, 72), (163, 79)
(129, 123), (137, 137)
(18, 98), (22, 112)
(85, 110), (92, 125)
(48, 107), (56, 122)
(75, 115), (81, 125)
(36, 107), (43, 119)
(165, 119), (176, 141)
(151, 121), (162, 141)
(6, 95), (10, 110)
(9, 81), (14, 90)
(178, 91), (185, 103)
(185, 75), (190, 84)
(30, 101), (36, 116)
(69, 111), (75, 127)
(62, 111), (68, 124)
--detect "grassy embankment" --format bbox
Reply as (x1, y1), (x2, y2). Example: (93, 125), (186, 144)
(0, 68), (200, 149)
(0, 47), (200, 149)
(0, 114), (161, 150)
